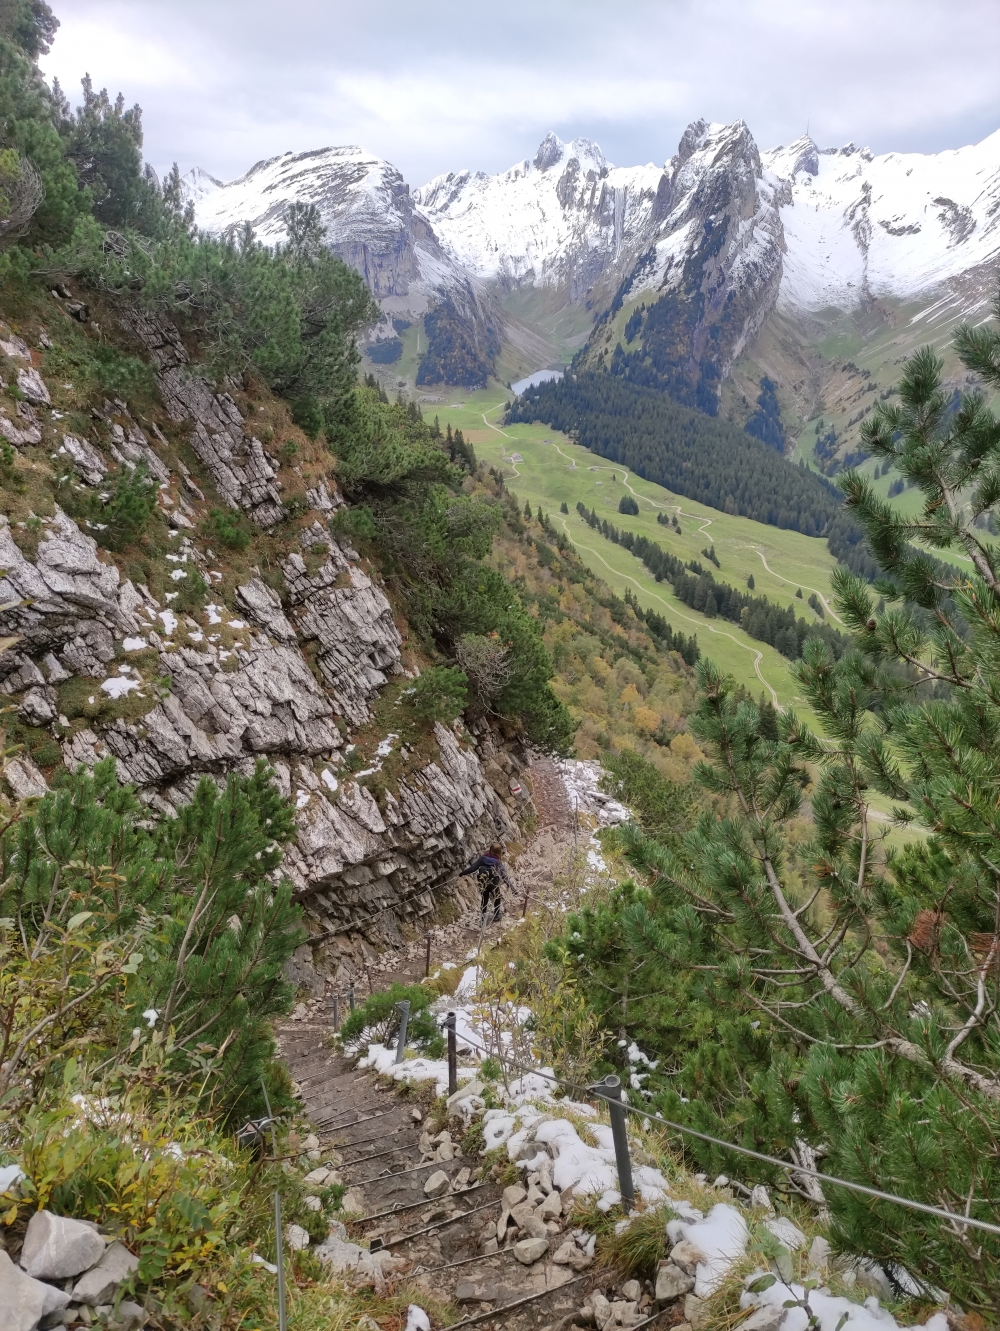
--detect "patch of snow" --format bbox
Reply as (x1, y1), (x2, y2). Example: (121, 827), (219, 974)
(205, 603), (224, 624)
(742, 1277), (950, 1331)
(158, 610), (178, 636)
(295, 790), (311, 810)
(320, 769), (338, 793)
(170, 568), (187, 581)
(100, 675), (142, 699)
(677, 1204), (750, 1296)
(0, 1164), (25, 1192)
(404, 1306), (431, 1331)
(122, 636), (147, 651)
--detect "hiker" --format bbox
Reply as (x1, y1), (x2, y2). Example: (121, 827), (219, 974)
(460, 842), (512, 924)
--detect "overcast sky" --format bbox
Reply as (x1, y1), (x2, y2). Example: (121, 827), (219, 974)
(41, 1), (1000, 188)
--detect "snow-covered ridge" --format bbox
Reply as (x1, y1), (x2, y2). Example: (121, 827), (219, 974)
(762, 128), (1000, 311)
(414, 131), (665, 292)
(186, 121), (1000, 361)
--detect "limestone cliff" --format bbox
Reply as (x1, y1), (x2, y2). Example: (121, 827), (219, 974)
(0, 304), (526, 973)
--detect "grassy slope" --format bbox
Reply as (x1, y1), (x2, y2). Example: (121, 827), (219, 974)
(432, 385), (842, 716)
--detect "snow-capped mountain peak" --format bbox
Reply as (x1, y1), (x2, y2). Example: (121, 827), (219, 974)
(186, 118), (1000, 393)
(413, 132), (664, 292)
(762, 129), (1000, 312)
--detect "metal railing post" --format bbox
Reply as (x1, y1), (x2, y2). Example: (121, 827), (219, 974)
(425, 933), (432, 978)
(348, 983), (355, 1013)
(272, 1190), (287, 1331)
(332, 991), (339, 1033)
(259, 1078), (286, 1331)
(447, 1011), (458, 1097)
(591, 1074), (634, 1211)
(395, 1000), (411, 1064)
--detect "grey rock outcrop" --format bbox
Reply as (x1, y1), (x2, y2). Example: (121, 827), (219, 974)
(120, 311), (285, 528)
(16, 365), (50, 406)
(71, 1241), (139, 1305)
(0, 356), (525, 959)
(580, 119), (784, 408)
(20, 1209), (107, 1279)
(281, 523), (402, 725)
(58, 434), (108, 486)
(0, 1250), (70, 1331)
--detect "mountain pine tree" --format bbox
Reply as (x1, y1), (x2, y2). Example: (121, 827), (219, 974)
(553, 296), (1000, 1311)
(0, 758), (304, 1120)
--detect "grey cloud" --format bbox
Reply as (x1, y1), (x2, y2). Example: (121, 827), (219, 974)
(42, 0), (1000, 188)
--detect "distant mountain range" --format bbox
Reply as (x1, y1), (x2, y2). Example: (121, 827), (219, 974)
(186, 119), (1000, 448)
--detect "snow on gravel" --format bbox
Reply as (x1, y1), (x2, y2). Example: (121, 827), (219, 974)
(557, 758), (630, 826)
(741, 1278), (950, 1331)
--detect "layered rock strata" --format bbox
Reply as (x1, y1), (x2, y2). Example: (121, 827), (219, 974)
(0, 341), (525, 965)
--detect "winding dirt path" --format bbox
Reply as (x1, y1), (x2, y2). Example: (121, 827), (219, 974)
(750, 550), (846, 626)
(548, 445), (844, 637)
(561, 520), (782, 708)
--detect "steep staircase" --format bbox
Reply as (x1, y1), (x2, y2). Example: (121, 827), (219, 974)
(280, 1031), (599, 1329)
(276, 765), (665, 1328)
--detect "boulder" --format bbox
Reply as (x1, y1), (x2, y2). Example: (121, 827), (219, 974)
(537, 1158), (554, 1194)
(552, 1239), (592, 1271)
(655, 1259), (695, 1302)
(685, 1294), (709, 1329)
(502, 1184), (527, 1209)
(303, 1166), (337, 1188)
(513, 1236), (549, 1265)
(444, 1080), (484, 1112)
(587, 1292), (612, 1329)
(749, 1185), (773, 1213)
(71, 1240), (139, 1305)
(16, 366), (50, 406)
(20, 1210), (106, 1280)
(19, 686), (56, 726)
(621, 1279), (642, 1302)
(609, 1301), (641, 1328)
(0, 1249), (70, 1331)
(284, 1224), (310, 1250)
(764, 1216), (807, 1251)
(511, 1201), (548, 1238)
(423, 1170), (449, 1198)
(108, 1301), (148, 1331)
(740, 1307), (787, 1331)
(668, 1239), (704, 1276)
(807, 1236), (830, 1272)
(3, 755), (47, 799)
(538, 1189), (562, 1220)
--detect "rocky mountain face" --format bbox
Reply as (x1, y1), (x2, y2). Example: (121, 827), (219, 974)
(575, 119), (785, 412)
(414, 133), (664, 302)
(189, 147), (502, 388)
(188, 122), (1000, 402)
(763, 129), (1000, 315)
(0, 314), (525, 979)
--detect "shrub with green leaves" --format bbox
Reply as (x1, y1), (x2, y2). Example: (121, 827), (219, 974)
(407, 665), (468, 723)
(0, 757), (304, 1121)
(100, 463), (159, 549)
(202, 506), (251, 551)
(339, 983), (444, 1058)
